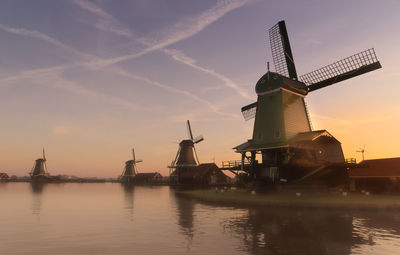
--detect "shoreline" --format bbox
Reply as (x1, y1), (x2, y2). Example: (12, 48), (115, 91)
(178, 188), (400, 210)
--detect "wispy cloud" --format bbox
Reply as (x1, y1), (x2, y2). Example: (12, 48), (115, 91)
(52, 125), (70, 135)
(107, 66), (240, 118)
(81, 0), (250, 68)
(72, 0), (251, 99)
(71, 0), (134, 38)
(1, 0), (249, 117)
(163, 48), (251, 99)
(0, 24), (92, 59)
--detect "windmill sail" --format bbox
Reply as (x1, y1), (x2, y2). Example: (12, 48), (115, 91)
(241, 102), (257, 121)
(187, 120), (194, 140)
(300, 48), (381, 92)
(269, 20), (298, 79)
(121, 148), (142, 179)
(30, 148), (49, 177)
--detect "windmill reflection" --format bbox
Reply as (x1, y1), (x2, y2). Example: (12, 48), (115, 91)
(223, 207), (369, 255)
(121, 183), (135, 221)
(173, 192), (195, 250)
(30, 182), (46, 216)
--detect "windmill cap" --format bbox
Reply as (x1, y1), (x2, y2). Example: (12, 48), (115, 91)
(179, 139), (195, 147)
(255, 71), (308, 96)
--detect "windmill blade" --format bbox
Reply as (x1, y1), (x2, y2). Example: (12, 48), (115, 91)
(193, 145), (200, 165)
(135, 159), (143, 163)
(132, 148), (135, 161)
(44, 161), (49, 176)
(241, 102), (257, 121)
(186, 120), (194, 140)
(269, 20), (298, 79)
(300, 48), (381, 92)
(193, 135), (204, 144)
(43, 147), (46, 161)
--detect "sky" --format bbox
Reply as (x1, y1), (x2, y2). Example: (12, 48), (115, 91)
(0, 0), (399, 177)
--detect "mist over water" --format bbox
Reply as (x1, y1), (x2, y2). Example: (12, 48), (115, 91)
(1, 183), (399, 255)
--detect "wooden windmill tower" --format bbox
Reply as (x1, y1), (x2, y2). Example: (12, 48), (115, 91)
(234, 20), (381, 184)
(120, 148), (142, 183)
(30, 148), (51, 181)
(169, 120), (204, 184)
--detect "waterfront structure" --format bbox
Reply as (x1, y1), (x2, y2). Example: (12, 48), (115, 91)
(134, 172), (163, 184)
(179, 163), (230, 185)
(230, 20), (381, 184)
(120, 148), (142, 183)
(169, 120), (204, 184)
(0, 172), (9, 180)
(350, 158), (400, 192)
(30, 148), (52, 182)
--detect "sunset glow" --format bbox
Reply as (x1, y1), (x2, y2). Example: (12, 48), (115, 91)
(0, 0), (399, 177)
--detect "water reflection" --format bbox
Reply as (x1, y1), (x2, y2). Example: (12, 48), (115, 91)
(30, 182), (46, 216)
(221, 207), (367, 255)
(173, 192), (195, 250)
(121, 183), (135, 221)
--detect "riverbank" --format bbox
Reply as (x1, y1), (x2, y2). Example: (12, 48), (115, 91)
(179, 188), (400, 210)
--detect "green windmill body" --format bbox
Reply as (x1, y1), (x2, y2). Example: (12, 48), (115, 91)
(251, 72), (311, 148)
(233, 20), (381, 184)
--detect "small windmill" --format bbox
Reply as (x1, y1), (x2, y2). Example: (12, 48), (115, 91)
(357, 145), (366, 161)
(120, 148), (142, 182)
(234, 20), (381, 183)
(168, 120), (204, 183)
(30, 148), (50, 178)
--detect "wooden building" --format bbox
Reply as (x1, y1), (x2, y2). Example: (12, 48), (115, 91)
(234, 130), (347, 185)
(134, 172), (163, 184)
(180, 163), (230, 185)
(0, 172), (10, 180)
(349, 158), (400, 192)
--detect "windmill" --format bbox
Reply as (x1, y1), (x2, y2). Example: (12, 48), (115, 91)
(234, 20), (381, 184)
(357, 145), (366, 161)
(120, 148), (142, 182)
(30, 148), (50, 181)
(168, 120), (204, 184)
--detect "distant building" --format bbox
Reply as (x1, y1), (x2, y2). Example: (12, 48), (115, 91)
(0, 172), (10, 180)
(134, 172), (163, 183)
(180, 163), (230, 185)
(349, 158), (400, 192)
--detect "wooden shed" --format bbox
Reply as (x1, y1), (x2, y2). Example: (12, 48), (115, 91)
(0, 172), (10, 180)
(134, 172), (163, 184)
(180, 163), (230, 185)
(349, 158), (400, 192)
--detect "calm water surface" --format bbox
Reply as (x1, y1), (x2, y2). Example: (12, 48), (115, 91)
(1, 183), (400, 255)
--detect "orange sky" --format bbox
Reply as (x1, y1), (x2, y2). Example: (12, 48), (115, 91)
(0, 0), (399, 177)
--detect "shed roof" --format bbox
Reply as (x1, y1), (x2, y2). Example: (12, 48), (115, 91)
(181, 163), (221, 179)
(233, 130), (338, 152)
(135, 172), (162, 180)
(289, 130), (338, 143)
(350, 158), (400, 178)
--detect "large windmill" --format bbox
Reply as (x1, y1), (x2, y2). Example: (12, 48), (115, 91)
(169, 120), (204, 184)
(234, 20), (381, 184)
(30, 148), (51, 181)
(120, 148), (142, 182)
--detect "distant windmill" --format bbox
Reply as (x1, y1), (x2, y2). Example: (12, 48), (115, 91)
(169, 120), (204, 183)
(30, 148), (50, 180)
(120, 148), (142, 182)
(357, 145), (366, 161)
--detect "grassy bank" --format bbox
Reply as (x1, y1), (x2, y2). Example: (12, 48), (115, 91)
(179, 188), (400, 209)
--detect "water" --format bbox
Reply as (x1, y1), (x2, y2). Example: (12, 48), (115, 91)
(1, 183), (400, 255)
